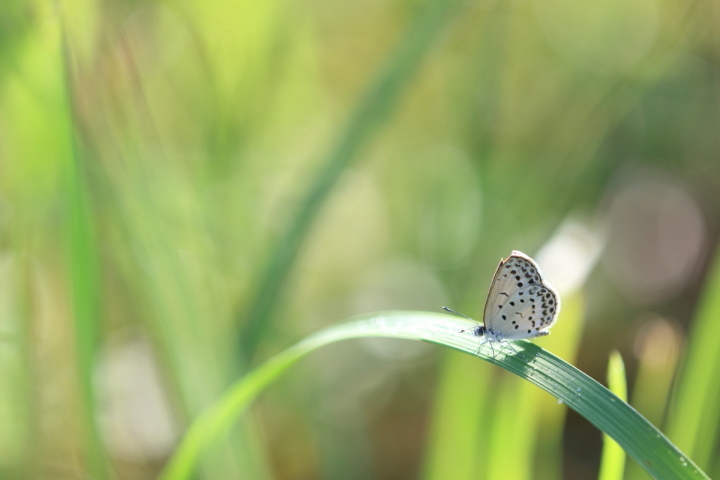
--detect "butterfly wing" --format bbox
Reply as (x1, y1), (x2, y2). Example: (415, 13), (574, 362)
(482, 257), (508, 325)
(483, 251), (560, 340)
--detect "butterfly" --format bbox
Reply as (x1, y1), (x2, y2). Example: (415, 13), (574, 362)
(444, 250), (560, 356)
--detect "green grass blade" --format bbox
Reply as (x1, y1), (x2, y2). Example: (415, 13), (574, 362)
(627, 320), (681, 480)
(160, 312), (709, 480)
(59, 25), (109, 480)
(599, 350), (628, 480)
(534, 293), (586, 479)
(422, 354), (491, 480)
(240, 0), (467, 359)
(666, 248), (720, 469)
(484, 377), (534, 480)
(483, 292), (587, 480)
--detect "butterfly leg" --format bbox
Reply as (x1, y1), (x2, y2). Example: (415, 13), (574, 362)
(475, 338), (485, 357)
(475, 336), (493, 357)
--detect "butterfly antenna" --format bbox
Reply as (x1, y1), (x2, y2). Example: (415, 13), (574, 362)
(442, 306), (474, 321)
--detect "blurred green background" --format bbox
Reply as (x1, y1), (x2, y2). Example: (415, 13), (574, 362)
(2, 0), (720, 478)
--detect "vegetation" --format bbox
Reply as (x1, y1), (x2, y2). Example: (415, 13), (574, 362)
(1, 0), (719, 479)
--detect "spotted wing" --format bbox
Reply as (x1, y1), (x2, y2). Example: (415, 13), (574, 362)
(482, 251), (560, 340)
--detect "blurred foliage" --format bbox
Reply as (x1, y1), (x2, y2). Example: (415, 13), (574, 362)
(1, 0), (720, 478)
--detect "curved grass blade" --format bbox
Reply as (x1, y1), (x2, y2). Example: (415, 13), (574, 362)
(160, 311), (709, 480)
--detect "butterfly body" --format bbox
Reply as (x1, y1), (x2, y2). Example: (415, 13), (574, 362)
(445, 250), (559, 355)
(464, 324), (549, 342)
